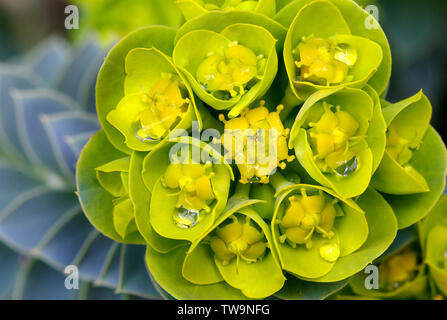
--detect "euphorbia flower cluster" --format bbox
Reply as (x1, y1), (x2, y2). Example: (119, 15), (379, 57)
(77, 0), (447, 299)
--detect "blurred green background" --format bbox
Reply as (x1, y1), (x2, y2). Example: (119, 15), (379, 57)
(0, 0), (445, 140)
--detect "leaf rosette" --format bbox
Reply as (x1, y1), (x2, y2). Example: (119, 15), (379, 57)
(289, 86), (386, 198)
(177, 0), (277, 20)
(280, 0), (391, 102)
(271, 183), (397, 282)
(173, 21), (278, 117)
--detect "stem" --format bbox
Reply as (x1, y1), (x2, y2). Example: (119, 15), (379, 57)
(270, 171), (295, 194)
(280, 85), (302, 121)
(233, 182), (251, 199)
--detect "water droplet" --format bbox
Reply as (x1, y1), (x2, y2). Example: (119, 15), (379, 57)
(319, 243), (340, 262)
(173, 207), (199, 229)
(132, 120), (158, 142)
(333, 43), (358, 67)
(246, 176), (263, 184)
(334, 156), (358, 177)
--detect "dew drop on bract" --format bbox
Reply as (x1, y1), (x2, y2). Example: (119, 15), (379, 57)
(333, 43), (357, 67)
(334, 156), (358, 177)
(173, 207), (200, 229)
(132, 120), (158, 142)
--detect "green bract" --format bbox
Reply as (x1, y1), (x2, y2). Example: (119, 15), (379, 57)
(97, 26), (215, 154)
(141, 137), (233, 244)
(173, 22), (278, 117)
(372, 92), (447, 228)
(147, 186), (285, 299)
(271, 184), (397, 281)
(280, 0), (390, 102)
(177, 0), (276, 20)
(419, 196), (447, 297)
(106, 48), (200, 152)
(77, 130), (145, 243)
(350, 242), (429, 299)
(289, 86), (386, 198)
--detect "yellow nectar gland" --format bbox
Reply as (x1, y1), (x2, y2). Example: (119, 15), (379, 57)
(307, 102), (361, 176)
(293, 36), (357, 86)
(386, 122), (415, 166)
(378, 248), (419, 291)
(219, 101), (295, 184)
(196, 42), (264, 98)
(133, 73), (189, 142)
(210, 215), (267, 267)
(277, 188), (338, 257)
(162, 161), (216, 228)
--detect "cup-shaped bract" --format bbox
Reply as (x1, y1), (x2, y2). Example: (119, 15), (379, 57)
(419, 196), (447, 297)
(289, 86), (386, 199)
(426, 225), (447, 297)
(106, 47), (202, 152)
(173, 23), (278, 118)
(271, 184), (397, 282)
(77, 130), (145, 244)
(146, 190), (285, 299)
(177, 0), (276, 20)
(97, 26), (208, 155)
(140, 136), (233, 244)
(372, 92), (447, 228)
(281, 0), (390, 102)
(350, 243), (429, 299)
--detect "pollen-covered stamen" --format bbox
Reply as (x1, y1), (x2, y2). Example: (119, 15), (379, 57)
(197, 41), (264, 99)
(307, 102), (361, 176)
(219, 101), (295, 184)
(277, 188), (337, 255)
(386, 122), (415, 166)
(133, 73), (189, 142)
(210, 215), (267, 267)
(293, 36), (357, 86)
(378, 247), (419, 291)
(162, 161), (216, 228)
